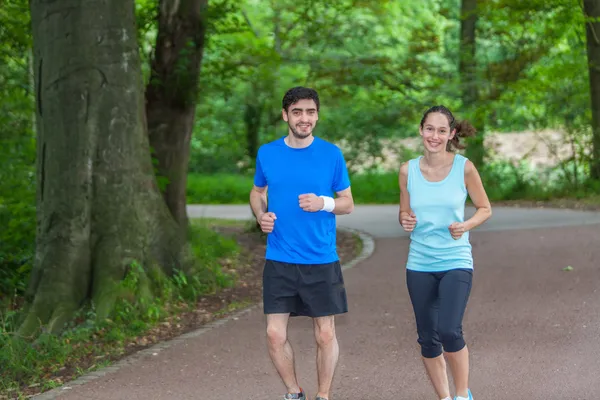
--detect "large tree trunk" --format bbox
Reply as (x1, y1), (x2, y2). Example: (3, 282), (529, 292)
(584, 0), (600, 180)
(21, 0), (187, 336)
(459, 0), (485, 167)
(145, 0), (208, 229)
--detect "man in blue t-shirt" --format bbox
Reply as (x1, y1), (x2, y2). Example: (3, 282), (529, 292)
(249, 87), (354, 400)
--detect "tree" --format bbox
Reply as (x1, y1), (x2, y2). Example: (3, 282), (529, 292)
(193, 0), (453, 172)
(459, 0), (485, 167)
(583, 0), (600, 179)
(20, 0), (187, 336)
(145, 0), (209, 228)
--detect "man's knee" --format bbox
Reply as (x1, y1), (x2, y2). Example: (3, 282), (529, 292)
(315, 327), (336, 347)
(266, 324), (287, 348)
(314, 317), (336, 347)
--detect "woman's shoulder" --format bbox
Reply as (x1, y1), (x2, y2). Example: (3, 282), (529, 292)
(454, 154), (477, 177)
(400, 156), (421, 176)
(454, 153), (468, 162)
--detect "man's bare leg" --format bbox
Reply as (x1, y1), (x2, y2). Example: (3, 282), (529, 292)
(266, 313), (302, 394)
(313, 316), (339, 399)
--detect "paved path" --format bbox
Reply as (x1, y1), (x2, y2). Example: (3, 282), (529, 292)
(187, 204), (600, 237)
(39, 205), (600, 400)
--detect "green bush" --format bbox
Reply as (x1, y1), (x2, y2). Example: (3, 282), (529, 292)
(0, 22), (36, 300)
(186, 162), (600, 206)
(0, 103), (36, 299)
(185, 172), (401, 205)
(350, 172), (399, 204)
(187, 173), (253, 204)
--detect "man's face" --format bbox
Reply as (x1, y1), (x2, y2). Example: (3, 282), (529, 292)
(282, 99), (319, 139)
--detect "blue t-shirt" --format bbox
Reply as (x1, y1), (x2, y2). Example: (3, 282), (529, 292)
(254, 136), (351, 264)
(406, 154), (473, 272)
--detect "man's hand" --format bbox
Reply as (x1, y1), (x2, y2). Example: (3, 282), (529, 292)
(299, 193), (324, 212)
(400, 211), (417, 232)
(449, 222), (466, 240)
(257, 212), (277, 233)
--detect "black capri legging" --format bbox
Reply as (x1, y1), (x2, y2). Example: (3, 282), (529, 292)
(406, 268), (473, 359)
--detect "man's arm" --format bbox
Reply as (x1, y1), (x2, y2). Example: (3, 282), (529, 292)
(249, 185), (268, 221)
(332, 187), (354, 215)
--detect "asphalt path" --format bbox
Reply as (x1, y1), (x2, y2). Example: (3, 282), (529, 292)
(35, 204), (600, 400)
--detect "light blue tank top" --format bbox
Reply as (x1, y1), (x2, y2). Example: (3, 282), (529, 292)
(406, 154), (473, 272)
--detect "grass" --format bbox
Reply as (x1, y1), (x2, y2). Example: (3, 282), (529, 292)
(0, 219), (243, 399)
(187, 169), (600, 207)
(187, 174), (252, 204)
(353, 232), (364, 255)
(186, 172), (401, 204)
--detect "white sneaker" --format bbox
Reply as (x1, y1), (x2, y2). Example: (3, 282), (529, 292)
(454, 389), (473, 400)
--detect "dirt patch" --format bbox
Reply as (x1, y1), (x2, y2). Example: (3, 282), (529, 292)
(14, 226), (362, 399)
(341, 129), (575, 173)
(115, 225), (362, 356)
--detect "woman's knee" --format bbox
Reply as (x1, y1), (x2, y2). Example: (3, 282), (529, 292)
(438, 327), (466, 353)
(418, 335), (443, 358)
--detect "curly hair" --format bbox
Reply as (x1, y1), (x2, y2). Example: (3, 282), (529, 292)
(282, 87), (320, 112)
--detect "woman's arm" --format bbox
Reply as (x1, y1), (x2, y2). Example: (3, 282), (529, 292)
(463, 160), (492, 231)
(398, 162), (416, 231)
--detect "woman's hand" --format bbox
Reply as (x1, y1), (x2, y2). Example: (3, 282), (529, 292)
(400, 211), (417, 232)
(449, 222), (466, 240)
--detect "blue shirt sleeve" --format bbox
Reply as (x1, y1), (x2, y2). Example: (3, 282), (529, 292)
(332, 147), (351, 192)
(254, 150), (267, 187)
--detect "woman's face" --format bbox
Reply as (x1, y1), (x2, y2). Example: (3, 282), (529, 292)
(419, 112), (455, 153)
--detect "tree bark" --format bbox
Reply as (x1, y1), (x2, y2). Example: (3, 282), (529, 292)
(584, 0), (600, 180)
(145, 0), (208, 229)
(459, 0), (485, 167)
(21, 0), (186, 336)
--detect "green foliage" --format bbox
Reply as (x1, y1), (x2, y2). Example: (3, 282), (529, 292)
(0, 0), (36, 300)
(184, 171), (404, 205)
(187, 173), (253, 204)
(0, 220), (240, 396)
(191, 0), (462, 174)
(481, 0), (588, 132)
(186, 0), (597, 182)
(186, 165), (600, 206)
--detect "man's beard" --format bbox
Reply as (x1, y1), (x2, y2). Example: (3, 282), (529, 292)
(289, 122), (313, 139)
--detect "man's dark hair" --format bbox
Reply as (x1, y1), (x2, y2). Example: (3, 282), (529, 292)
(282, 86), (320, 112)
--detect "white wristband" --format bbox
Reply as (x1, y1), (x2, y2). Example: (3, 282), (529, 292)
(319, 196), (335, 212)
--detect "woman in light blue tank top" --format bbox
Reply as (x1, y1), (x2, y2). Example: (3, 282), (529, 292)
(398, 106), (492, 400)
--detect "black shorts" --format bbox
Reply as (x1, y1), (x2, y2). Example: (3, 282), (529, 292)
(263, 259), (348, 317)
